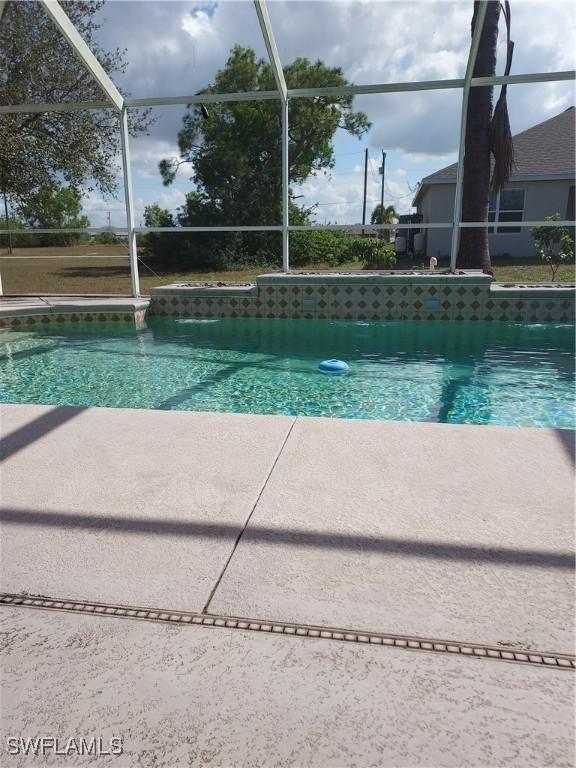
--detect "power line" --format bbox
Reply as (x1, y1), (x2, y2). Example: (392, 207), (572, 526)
(368, 157), (380, 180)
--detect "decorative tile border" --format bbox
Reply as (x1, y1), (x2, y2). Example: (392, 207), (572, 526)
(149, 275), (575, 323)
(1, 280), (572, 327)
(0, 308), (150, 330)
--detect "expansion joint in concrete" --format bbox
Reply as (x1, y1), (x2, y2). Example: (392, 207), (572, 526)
(201, 416), (297, 614)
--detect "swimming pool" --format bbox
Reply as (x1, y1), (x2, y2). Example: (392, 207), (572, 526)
(0, 319), (574, 428)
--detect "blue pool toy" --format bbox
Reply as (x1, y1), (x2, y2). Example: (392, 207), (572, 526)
(319, 359), (349, 374)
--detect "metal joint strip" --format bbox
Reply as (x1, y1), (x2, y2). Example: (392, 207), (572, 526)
(1, 593), (573, 671)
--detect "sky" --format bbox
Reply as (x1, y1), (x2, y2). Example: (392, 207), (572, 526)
(71, 0), (576, 227)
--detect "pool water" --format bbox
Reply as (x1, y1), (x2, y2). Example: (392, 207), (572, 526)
(0, 319), (574, 428)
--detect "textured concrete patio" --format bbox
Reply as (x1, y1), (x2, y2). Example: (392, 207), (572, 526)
(1, 403), (574, 766)
(1, 607), (573, 768)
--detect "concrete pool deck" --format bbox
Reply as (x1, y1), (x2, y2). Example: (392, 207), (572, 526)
(1, 403), (574, 766)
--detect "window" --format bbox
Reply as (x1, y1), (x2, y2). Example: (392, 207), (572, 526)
(488, 189), (525, 234)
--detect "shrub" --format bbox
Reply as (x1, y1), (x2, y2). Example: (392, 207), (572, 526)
(93, 231), (124, 245)
(530, 214), (575, 281)
(0, 216), (37, 248)
(343, 237), (396, 269)
(289, 230), (349, 267)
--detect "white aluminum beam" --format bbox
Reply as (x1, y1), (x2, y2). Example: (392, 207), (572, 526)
(287, 73), (574, 100)
(0, 255), (129, 260)
(458, 220), (574, 228)
(0, 228), (110, 234)
(127, 91), (280, 108)
(288, 223), (454, 231)
(471, 70), (574, 87)
(449, 0), (489, 273)
(254, 0), (289, 269)
(2, 72), (573, 114)
(135, 226), (282, 233)
(254, 0), (287, 102)
(286, 72), (575, 100)
(39, 0), (124, 111)
(117, 70), (576, 109)
(0, 0), (9, 216)
(119, 107), (140, 296)
(281, 99), (289, 271)
(0, 101), (111, 114)
(3, 219), (570, 237)
(288, 79), (464, 99)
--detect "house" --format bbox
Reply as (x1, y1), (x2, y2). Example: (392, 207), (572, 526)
(343, 225), (379, 238)
(412, 107), (575, 259)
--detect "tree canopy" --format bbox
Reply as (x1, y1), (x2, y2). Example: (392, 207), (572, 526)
(0, 0), (151, 213)
(148, 46), (370, 268)
(1, 186), (90, 247)
(22, 186), (89, 229)
(159, 45), (370, 228)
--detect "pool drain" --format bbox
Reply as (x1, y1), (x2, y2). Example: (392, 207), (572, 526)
(1, 593), (573, 671)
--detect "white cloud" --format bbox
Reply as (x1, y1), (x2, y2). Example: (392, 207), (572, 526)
(80, 189), (126, 229)
(181, 7), (221, 49)
(130, 138), (194, 179)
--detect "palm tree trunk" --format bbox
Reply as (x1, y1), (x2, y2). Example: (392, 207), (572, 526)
(458, 1), (500, 273)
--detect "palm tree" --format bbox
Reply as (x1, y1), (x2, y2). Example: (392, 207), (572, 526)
(371, 203), (397, 240)
(371, 203), (397, 225)
(458, 1), (514, 273)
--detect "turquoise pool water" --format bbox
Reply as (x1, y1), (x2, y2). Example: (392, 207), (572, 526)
(0, 319), (574, 428)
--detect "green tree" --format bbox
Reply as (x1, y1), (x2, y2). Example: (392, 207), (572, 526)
(0, 1), (151, 221)
(154, 46), (370, 268)
(20, 187), (90, 246)
(143, 195), (311, 270)
(161, 46), (370, 221)
(143, 203), (181, 267)
(530, 214), (575, 282)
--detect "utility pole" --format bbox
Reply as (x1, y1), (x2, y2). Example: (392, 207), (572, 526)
(379, 150), (386, 240)
(361, 147), (368, 236)
(107, 210), (111, 229)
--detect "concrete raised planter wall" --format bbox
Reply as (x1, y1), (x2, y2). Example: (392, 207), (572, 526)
(149, 272), (575, 323)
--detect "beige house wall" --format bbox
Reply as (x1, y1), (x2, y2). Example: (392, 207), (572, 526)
(418, 179), (574, 259)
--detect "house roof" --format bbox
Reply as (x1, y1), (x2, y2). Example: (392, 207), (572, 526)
(414, 107), (575, 204)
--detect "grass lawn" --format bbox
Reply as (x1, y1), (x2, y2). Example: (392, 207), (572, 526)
(1, 244), (574, 295)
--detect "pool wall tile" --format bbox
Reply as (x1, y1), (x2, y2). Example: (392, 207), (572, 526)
(525, 299), (574, 323)
(145, 275), (574, 323)
(0, 299), (151, 331)
(2, 276), (573, 328)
